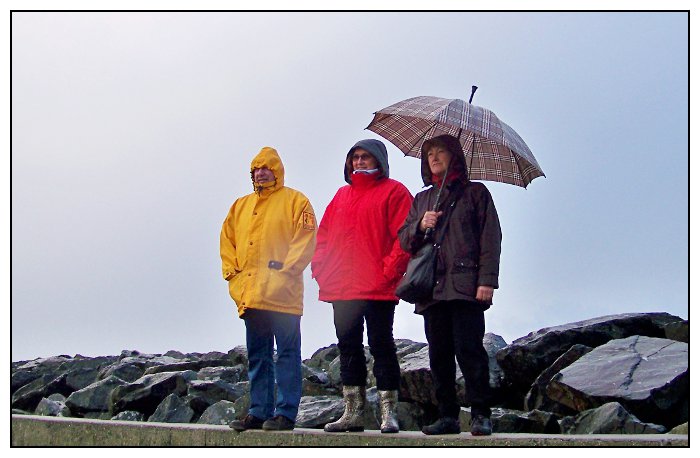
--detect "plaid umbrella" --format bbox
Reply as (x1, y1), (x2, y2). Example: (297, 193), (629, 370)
(366, 95), (545, 188)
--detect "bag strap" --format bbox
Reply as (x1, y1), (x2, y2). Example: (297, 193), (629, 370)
(432, 185), (464, 246)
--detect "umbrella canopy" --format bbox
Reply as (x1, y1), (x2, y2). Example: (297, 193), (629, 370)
(366, 95), (545, 188)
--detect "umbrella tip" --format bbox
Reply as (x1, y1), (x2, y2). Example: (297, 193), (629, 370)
(469, 85), (478, 104)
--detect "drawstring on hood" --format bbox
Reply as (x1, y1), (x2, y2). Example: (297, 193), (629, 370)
(344, 139), (390, 184)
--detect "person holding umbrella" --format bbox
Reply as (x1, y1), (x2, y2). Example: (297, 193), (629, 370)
(312, 139), (413, 434)
(398, 134), (502, 436)
(220, 146), (317, 432)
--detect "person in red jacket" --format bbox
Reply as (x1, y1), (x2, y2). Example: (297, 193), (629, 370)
(312, 139), (413, 434)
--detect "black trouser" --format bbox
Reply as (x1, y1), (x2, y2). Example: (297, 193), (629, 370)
(423, 300), (491, 419)
(332, 300), (400, 390)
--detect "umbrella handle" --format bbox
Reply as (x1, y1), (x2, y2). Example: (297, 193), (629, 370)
(423, 156), (453, 241)
(469, 85), (478, 104)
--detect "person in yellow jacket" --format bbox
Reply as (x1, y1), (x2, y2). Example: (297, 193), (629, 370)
(220, 146), (317, 431)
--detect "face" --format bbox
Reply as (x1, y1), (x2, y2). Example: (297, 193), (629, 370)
(351, 148), (378, 171)
(427, 146), (453, 175)
(253, 167), (275, 184)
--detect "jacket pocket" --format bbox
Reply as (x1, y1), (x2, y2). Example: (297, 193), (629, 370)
(265, 269), (296, 306)
(451, 258), (478, 297)
(228, 273), (244, 305)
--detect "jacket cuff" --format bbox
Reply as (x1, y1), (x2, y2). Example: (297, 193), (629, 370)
(478, 273), (499, 289)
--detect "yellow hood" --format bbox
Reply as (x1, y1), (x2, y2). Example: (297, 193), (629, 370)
(250, 147), (285, 193)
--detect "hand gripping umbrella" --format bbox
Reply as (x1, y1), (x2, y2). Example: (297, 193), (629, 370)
(366, 87), (545, 189)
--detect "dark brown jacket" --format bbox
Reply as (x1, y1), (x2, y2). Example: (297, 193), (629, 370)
(398, 178), (502, 314)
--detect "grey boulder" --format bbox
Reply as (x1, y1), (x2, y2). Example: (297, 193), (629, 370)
(524, 344), (593, 413)
(34, 397), (71, 417)
(560, 402), (666, 434)
(295, 395), (345, 428)
(197, 400), (238, 425)
(547, 336), (688, 428)
(65, 375), (127, 415)
(110, 370), (197, 417)
(496, 312), (683, 400)
(148, 393), (195, 423)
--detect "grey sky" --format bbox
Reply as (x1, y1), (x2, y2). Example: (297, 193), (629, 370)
(11, 11), (688, 361)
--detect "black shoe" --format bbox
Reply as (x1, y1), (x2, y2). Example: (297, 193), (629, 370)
(262, 415), (296, 431)
(421, 417), (461, 435)
(470, 414), (492, 436)
(229, 414), (265, 432)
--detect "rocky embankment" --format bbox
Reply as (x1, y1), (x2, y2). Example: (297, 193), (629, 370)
(11, 312), (689, 435)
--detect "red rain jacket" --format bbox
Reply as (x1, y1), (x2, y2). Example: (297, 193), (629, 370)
(312, 172), (413, 302)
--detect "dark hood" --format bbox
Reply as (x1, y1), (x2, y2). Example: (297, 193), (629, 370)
(344, 139), (390, 184)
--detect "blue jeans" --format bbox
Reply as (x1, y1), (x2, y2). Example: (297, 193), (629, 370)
(243, 309), (302, 421)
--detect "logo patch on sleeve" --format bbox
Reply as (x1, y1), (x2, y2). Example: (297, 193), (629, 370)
(303, 212), (315, 230)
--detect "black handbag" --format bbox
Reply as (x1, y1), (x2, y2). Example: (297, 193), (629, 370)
(395, 190), (461, 304)
(394, 241), (439, 303)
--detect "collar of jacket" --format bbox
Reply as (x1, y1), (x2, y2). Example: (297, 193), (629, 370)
(254, 179), (280, 197)
(349, 170), (383, 188)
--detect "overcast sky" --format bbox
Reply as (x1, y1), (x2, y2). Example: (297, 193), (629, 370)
(10, 11), (689, 361)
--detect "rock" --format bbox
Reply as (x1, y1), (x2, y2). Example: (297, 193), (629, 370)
(398, 346), (436, 405)
(227, 346), (248, 367)
(459, 407), (559, 433)
(295, 396), (345, 428)
(394, 339), (427, 360)
(148, 393), (195, 423)
(11, 373), (73, 412)
(546, 336), (688, 428)
(13, 355), (72, 372)
(496, 312), (683, 400)
(11, 371), (41, 394)
(197, 400), (238, 425)
(303, 344), (340, 372)
(200, 351), (229, 361)
(186, 379), (248, 413)
(143, 359), (236, 376)
(59, 356), (120, 391)
(47, 393), (67, 402)
(483, 333), (508, 389)
(98, 361), (148, 383)
(232, 391), (250, 420)
(164, 350), (187, 359)
(106, 352), (184, 380)
(491, 408), (560, 434)
(664, 320), (688, 343)
(110, 370), (196, 417)
(11, 355), (117, 395)
(65, 375), (128, 416)
(560, 402), (666, 434)
(395, 401), (429, 431)
(668, 422), (688, 434)
(35, 397), (71, 417)
(111, 411), (145, 421)
(196, 365), (247, 383)
(523, 344), (593, 413)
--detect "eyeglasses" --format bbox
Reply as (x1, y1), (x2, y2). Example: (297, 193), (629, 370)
(352, 153), (373, 162)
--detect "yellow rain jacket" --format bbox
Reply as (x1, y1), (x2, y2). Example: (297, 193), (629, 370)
(220, 147), (317, 318)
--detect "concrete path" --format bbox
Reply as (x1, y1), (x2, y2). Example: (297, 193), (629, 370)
(11, 415), (689, 447)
